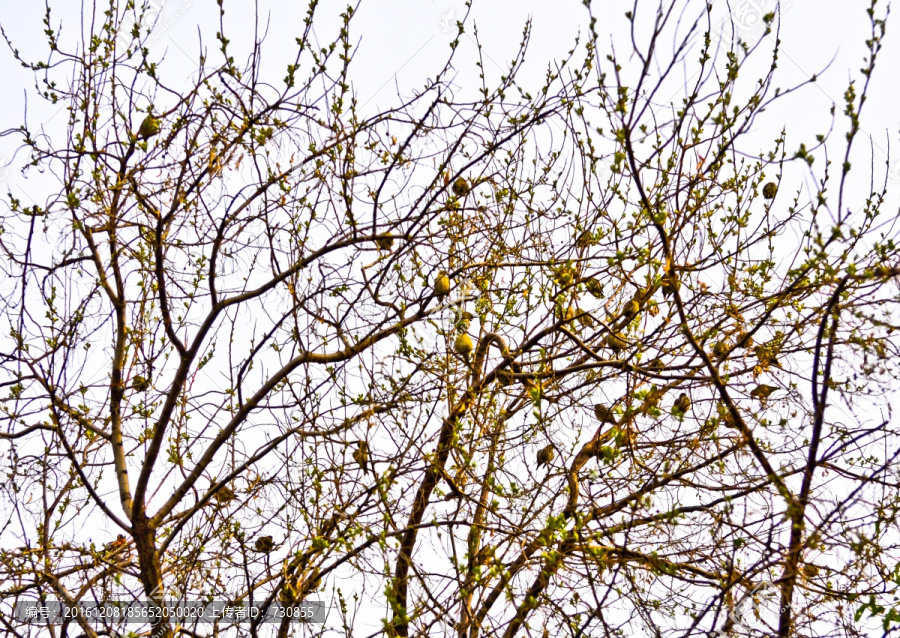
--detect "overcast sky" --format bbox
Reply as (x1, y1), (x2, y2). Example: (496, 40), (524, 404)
(1, 0), (898, 201)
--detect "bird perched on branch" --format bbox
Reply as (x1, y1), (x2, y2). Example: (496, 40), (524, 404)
(735, 331), (754, 349)
(131, 375), (151, 392)
(750, 384), (777, 401)
(762, 182), (778, 200)
(621, 299), (640, 320)
(604, 332), (627, 353)
(454, 333), (474, 358)
(754, 344), (781, 369)
(711, 341), (729, 360)
(301, 567), (322, 594)
(673, 393), (691, 415)
(661, 278), (680, 298)
(717, 402), (737, 428)
(375, 236), (394, 251)
(137, 114), (160, 140)
(433, 271), (451, 297)
(585, 278), (604, 299)
(104, 534), (128, 556)
(255, 536), (274, 553)
(536, 445), (555, 468)
(352, 441), (370, 475)
(594, 403), (617, 425)
(213, 485), (236, 505)
(452, 177), (469, 197)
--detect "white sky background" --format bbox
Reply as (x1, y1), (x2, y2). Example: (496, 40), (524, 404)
(1, 1), (900, 636)
(1, 0), (899, 197)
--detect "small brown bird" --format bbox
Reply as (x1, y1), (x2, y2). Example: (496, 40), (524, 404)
(137, 114), (160, 140)
(585, 278), (604, 299)
(673, 393), (691, 415)
(352, 441), (370, 475)
(452, 177), (469, 197)
(131, 375), (150, 392)
(213, 485), (236, 504)
(594, 403), (617, 425)
(762, 182), (778, 200)
(254, 536), (274, 553)
(750, 384), (777, 400)
(536, 444), (555, 468)
(735, 331), (754, 349)
(454, 333), (474, 357)
(433, 271), (451, 297)
(375, 236), (394, 251)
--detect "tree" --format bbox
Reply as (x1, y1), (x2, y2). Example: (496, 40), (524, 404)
(1, 1), (898, 637)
